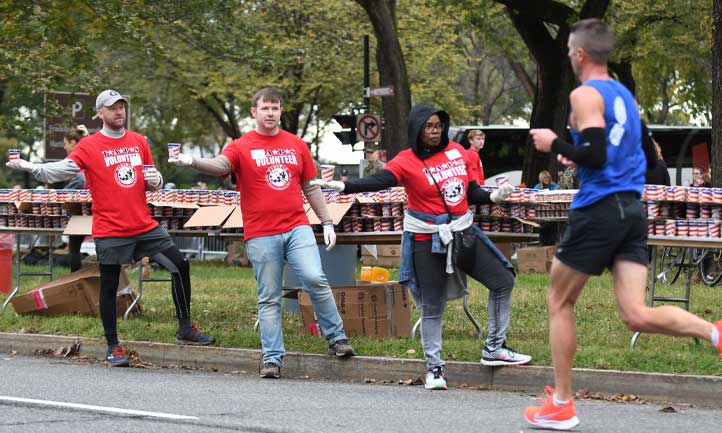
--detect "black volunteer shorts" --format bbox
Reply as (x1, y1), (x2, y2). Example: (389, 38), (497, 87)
(555, 192), (648, 276)
(95, 225), (174, 265)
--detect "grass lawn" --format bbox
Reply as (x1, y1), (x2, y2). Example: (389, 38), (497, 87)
(1, 260), (721, 376)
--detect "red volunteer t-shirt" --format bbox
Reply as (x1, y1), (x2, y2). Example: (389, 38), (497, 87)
(466, 149), (485, 185)
(221, 130), (317, 240)
(68, 131), (158, 238)
(385, 141), (471, 240)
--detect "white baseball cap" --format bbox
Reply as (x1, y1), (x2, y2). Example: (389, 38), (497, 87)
(95, 89), (128, 111)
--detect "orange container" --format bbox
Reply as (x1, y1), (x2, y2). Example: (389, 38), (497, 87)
(370, 267), (390, 282)
(359, 266), (373, 281)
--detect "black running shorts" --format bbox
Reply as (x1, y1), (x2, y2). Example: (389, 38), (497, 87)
(95, 225), (174, 265)
(555, 191), (648, 276)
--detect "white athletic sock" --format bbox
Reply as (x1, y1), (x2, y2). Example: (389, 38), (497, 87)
(711, 326), (719, 346)
(553, 393), (569, 406)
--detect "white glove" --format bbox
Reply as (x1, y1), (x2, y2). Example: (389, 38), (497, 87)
(144, 167), (163, 188)
(323, 224), (337, 251)
(309, 179), (345, 192)
(6, 158), (36, 173)
(490, 183), (514, 203)
(168, 153), (194, 166)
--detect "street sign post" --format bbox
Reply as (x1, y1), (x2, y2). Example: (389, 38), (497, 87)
(356, 113), (381, 142)
(44, 91), (130, 160)
(363, 86), (395, 98)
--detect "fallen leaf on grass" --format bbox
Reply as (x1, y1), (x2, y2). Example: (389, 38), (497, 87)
(405, 349), (416, 354)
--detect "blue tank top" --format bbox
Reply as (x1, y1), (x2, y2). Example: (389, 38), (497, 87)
(569, 79), (645, 209)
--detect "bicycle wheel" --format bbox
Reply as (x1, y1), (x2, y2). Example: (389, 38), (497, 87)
(699, 249), (722, 286)
(657, 247), (685, 286)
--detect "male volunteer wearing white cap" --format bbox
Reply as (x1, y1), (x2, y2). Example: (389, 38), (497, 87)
(6, 89), (215, 367)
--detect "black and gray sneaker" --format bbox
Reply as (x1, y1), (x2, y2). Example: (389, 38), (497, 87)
(260, 362), (281, 379)
(327, 339), (355, 357)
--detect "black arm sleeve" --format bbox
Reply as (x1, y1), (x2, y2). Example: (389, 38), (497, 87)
(641, 121), (657, 170)
(467, 181), (493, 205)
(343, 169), (399, 193)
(551, 127), (607, 169)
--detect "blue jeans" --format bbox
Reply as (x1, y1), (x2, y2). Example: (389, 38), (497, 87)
(246, 225), (347, 366)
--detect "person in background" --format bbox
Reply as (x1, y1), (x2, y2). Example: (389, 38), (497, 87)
(534, 170), (558, 190)
(466, 129), (485, 184)
(164, 182), (177, 189)
(312, 104), (531, 391)
(526, 19), (722, 430)
(169, 87), (354, 379)
(644, 139), (670, 186)
(6, 89), (215, 367)
(340, 168), (349, 182)
(63, 126), (90, 272)
(556, 166), (577, 189)
(363, 145), (385, 177)
(692, 165), (712, 187)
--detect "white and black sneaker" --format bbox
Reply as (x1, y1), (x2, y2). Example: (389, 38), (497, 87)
(481, 342), (531, 367)
(424, 366), (448, 390)
(260, 362), (281, 378)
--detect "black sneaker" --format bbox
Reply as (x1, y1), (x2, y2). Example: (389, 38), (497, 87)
(260, 362), (281, 379)
(176, 324), (215, 345)
(327, 339), (355, 357)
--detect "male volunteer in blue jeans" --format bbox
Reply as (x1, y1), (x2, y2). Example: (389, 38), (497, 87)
(524, 19), (722, 430)
(170, 88), (354, 378)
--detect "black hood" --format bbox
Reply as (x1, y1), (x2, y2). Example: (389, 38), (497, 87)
(407, 104), (450, 159)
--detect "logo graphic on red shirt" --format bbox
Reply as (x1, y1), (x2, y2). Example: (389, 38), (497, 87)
(442, 178), (465, 204)
(265, 164), (291, 190)
(114, 164), (137, 188)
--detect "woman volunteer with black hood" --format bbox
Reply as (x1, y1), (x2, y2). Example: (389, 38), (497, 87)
(312, 105), (531, 390)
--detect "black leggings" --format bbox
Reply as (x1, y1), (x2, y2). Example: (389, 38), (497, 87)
(68, 235), (84, 272)
(99, 246), (191, 346)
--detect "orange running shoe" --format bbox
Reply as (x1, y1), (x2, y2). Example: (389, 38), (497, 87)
(524, 386), (580, 431)
(714, 320), (722, 357)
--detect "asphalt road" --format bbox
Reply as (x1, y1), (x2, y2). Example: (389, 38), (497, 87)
(0, 353), (719, 433)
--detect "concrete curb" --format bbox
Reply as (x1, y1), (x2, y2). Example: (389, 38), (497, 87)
(1, 332), (721, 406)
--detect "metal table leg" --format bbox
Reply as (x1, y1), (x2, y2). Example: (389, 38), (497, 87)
(411, 317), (421, 339)
(1, 236), (22, 316)
(123, 262), (145, 321)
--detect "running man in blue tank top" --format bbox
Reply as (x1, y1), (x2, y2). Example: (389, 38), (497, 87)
(523, 19), (722, 431)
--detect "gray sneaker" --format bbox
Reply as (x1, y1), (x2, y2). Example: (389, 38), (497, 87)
(481, 343), (531, 366)
(327, 339), (355, 357)
(260, 362), (281, 378)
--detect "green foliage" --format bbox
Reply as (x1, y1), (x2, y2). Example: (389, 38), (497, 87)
(610, 0), (713, 125)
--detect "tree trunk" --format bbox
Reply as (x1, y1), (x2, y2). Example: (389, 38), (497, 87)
(712, 0), (722, 187)
(355, 0), (411, 158)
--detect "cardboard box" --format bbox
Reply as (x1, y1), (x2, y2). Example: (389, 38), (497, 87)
(183, 205), (234, 229)
(63, 215), (93, 236)
(297, 282), (411, 338)
(360, 244), (401, 267)
(516, 245), (556, 273)
(10, 266), (141, 317)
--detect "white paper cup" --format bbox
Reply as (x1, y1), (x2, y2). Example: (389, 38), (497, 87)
(167, 143), (181, 160)
(321, 164), (335, 182)
(8, 149), (19, 161)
